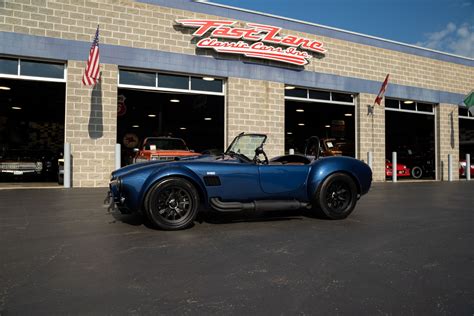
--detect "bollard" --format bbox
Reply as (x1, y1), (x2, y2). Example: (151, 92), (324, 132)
(448, 154), (453, 182)
(392, 152), (397, 183)
(367, 152), (373, 169)
(467, 154), (471, 181)
(115, 143), (121, 170)
(64, 143), (71, 188)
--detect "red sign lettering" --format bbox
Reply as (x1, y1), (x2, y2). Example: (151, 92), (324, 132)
(176, 19), (326, 66)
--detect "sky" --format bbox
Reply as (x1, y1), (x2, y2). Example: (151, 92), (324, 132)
(210, 0), (474, 58)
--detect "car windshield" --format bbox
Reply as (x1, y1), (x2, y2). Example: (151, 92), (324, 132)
(226, 134), (266, 160)
(144, 138), (188, 150)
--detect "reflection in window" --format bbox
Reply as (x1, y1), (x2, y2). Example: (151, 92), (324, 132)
(309, 90), (330, 100)
(285, 88), (307, 98)
(191, 77), (223, 93)
(119, 70), (155, 86)
(385, 99), (399, 109)
(158, 73), (188, 89)
(332, 92), (353, 103)
(0, 58), (18, 75)
(20, 60), (64, 79)
(417, 103), (433, 113)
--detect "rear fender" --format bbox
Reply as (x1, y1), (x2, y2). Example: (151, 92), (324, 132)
(307, 158), (367, 199)
(139, 166), (208, 210)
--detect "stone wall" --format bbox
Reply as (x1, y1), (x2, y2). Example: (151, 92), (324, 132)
(65, 61), (117, 187)
(356, 93), (386, 181)
(1, 0), (473, 95)
(437, 104), (459, 181)
(227, 78), (284, 158)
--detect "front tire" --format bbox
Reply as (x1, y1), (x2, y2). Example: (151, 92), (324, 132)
(313, 173), (358, 219)
(144, 177), (199, 230)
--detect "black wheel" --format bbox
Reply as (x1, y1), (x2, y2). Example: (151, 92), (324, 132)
(313, 173), (358, 219)
(411, 166), (423, 179)
(144, 177), (199, 230)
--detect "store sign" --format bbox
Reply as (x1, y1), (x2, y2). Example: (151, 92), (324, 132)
(176, 19), (326, 66)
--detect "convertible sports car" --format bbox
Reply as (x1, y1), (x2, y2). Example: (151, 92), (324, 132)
(106, 133), (372, 230)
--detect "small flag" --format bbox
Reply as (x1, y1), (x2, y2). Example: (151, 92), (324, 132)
(374, 74), (390, 105)
(82, 25), (100, 86)
(463, 90), (474, 115)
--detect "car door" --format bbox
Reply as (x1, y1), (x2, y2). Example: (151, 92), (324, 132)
(258, 164), (310, 195)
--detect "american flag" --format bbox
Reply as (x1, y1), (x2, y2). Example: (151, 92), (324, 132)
(82, 25), (100, 86)
(374, 74), (389, 105)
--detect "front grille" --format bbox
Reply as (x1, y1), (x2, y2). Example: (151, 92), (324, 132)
(0, 162), (41, 171)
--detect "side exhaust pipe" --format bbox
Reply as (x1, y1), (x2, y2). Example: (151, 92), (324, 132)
(210, 197), (310, 212)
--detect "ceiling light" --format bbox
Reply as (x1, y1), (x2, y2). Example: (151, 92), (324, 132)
(179, 127), (187, 130)
(344, 113), (352, 116)
(132, 124), (139, 128)
(298, 123), (305, 126)
(0, 86), (11, 90)
(148, 114), (156, 117)
(285, 86), (295, 90)
(403, 100), (414, 104)
(296, 109), (304, 112)
(202, 77), (215, 81)
(325, 125), (331, 128)
(11, 106), (22, 110)
(170, 99), (180, 103)
(204, 117), (212, 121)
(287, 132), (293, 135)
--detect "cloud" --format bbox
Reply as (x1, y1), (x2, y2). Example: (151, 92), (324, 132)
(415, 22), (474, 58)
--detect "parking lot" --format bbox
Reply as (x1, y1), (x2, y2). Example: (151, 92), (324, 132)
(1, 181), (473, 315)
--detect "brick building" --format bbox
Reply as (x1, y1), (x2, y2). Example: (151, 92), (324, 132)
(1, 0), (473, 187)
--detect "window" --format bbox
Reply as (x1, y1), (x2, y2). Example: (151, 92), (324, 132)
(0, 58), (17, 75)
(385, 98), (435, 114)
(118, 68), (225, 95)
(285, 88), (307, 98)
(0, 57), (65, 80)
(20, 60), (64, 79)
(119, 70), (155, 86)
(309, 90), (330, 100)
(285, 86), (355, 105)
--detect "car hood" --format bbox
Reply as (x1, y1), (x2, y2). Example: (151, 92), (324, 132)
(111, 154), (216, 179)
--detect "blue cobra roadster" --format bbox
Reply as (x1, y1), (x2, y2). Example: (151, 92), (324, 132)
(106, 133), (372, 230)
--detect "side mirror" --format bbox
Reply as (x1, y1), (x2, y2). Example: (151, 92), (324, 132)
(133, 148), (139, 153)
(255, 146), (264, 155)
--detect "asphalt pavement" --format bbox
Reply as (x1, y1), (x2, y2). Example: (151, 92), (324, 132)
(0, 181), (473, 315)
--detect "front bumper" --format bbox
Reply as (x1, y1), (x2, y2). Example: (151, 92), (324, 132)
(105, 178), (131, 214)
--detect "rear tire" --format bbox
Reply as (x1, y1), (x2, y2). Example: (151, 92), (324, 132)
(313, 173), (358, 219)
(411, 166), (423, 179)
(144, 177), (199, 230)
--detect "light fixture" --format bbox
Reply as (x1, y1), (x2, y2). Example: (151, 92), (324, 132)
(344, 113), (353, 116)
(11, 106), (22, 110)
(148, 114), (156, 117)
(325, 125), (331, 128)
(287, 132), (293, 135)
(204, 117), (212, 121)
(170, 99), (180, 103)
(202, 77), (215, 81)
(296, 109), (304, 112)
(132, 124), (139, 128)
(0, 86), (11, 90)
(403, 100), (414, 104)
(179, 127), (187, 130)
(298, 123), (305, 126)
(285, 86), (295, 90)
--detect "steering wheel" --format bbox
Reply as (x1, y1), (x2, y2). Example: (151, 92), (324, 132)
(253, 146), (269, 165)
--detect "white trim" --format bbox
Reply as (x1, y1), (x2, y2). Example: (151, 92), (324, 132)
(118, 83), (224, 96)
(197, 0), (474, 62)
(0, 73), (66, 83)
(459, 115), (474, 120)
(285, 96), (355, 106)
